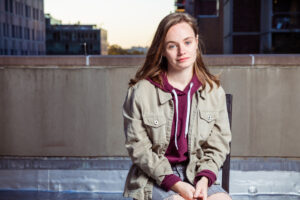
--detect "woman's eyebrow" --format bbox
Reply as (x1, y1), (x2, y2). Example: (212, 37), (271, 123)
(183, 36), (194, 40)
(165, 41), (176, 45)
(165, 36), (194, 44)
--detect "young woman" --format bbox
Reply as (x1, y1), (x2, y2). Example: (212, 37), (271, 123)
(123, 13), (232, 200)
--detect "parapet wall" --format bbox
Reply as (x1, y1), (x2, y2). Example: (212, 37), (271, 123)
(1, 55), (300, 157)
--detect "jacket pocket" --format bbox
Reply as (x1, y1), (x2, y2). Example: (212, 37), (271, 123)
(143, 114), (166, 127)
(142, 114), (167, 145)
(199, 111), (217, 123)
(198, 111), (218, 140)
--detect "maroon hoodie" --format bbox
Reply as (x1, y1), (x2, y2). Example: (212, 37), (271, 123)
(147, 73), (216, 191)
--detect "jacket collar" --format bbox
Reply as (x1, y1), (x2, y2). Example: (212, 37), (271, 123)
(157, 87), (173, 104)
(197, 84), (209, 100)
(158, 86), (206, 104)
(157, 83), (208, 104)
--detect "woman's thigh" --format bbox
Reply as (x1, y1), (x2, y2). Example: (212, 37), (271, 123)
(207, 184), (231, 200)
(207, 184), (228, 197)
(153, 184), (230, 200)
(152, 164), (231, 200)
(208, 192), (232, 200)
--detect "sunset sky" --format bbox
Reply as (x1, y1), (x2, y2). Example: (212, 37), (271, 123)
(44, 0), (175, 48)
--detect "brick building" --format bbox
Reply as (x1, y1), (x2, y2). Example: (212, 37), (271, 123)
(45, 15), (108, 55)
(176, 0), (300, 54)
(0, 0), (46, 55)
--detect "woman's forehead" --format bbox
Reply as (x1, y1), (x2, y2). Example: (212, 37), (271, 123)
(165, 22), (195, 42)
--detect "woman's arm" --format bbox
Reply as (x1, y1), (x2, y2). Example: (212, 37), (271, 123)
(123, 86), (173, 186)
(195, 87), (232, 181)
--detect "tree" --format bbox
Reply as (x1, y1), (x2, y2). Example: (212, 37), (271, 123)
(108, 44), (146, 55)
(108, 44), (127, 55)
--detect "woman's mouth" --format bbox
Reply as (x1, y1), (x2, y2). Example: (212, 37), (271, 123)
(177, 57), (189, 62)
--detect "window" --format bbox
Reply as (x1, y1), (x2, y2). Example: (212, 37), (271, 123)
(5, 0), (9, 12)
(3, 24), (6, 37)
(36, 9), (39, 20)
(25, 5), (28, 17)
(9, 0), (13, 13)
(65, 44), (69, 52)
(233, 0), (261, 32)
(53, 32), (60, 41)
(25, 5), (31, 18)
(32, 29), (35, 40)
(15, 1), (18, 14)
(20, 3), (23, 16)
(12, 25), (15, 38)
(33, 8), (35, 19)
(24, 27), (30, 40)
(195, 0), (219, 18)
(233, 35), (260, 54)
(272, 0), (300, 30)
(40, 10), (43, 21)
(19, 26), (22, 38)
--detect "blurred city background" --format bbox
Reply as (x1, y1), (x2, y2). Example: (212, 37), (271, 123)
(0, 0), (300, 200)
(1, 0), (300, 56)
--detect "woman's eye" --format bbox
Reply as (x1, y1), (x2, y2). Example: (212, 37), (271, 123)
(185, 41), (192, 45)
(168, 44), (176, 49)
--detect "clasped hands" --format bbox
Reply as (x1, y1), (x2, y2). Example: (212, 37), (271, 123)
(171, 176), (208, 200)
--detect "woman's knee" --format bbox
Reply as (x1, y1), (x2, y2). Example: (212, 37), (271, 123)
(208, 192), (232, 200)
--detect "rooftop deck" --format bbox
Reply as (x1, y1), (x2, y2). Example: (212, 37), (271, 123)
(1, 55), (300, 199)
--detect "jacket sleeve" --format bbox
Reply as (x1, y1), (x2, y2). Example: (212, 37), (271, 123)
(123, 86), (173, 186)
(196, 87), (232, 177)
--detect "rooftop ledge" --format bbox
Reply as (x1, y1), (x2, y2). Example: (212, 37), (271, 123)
(0, 54), (300, 67)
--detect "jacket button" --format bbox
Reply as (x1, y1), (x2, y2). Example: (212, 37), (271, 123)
(154, 120), (158, 125)
(208, 115), (212, 121)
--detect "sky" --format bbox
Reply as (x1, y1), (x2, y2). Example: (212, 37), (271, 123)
(44, 0), (175, 48)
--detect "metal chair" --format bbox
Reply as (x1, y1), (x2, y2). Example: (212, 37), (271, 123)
(221, 94), (233, 193)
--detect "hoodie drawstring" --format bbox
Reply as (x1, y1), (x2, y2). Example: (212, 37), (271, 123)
(185, 83), (193, 138)
(172, 82), (194, 150)
(172, 89), (179, 150)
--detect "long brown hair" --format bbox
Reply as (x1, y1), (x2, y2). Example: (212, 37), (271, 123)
(129, 12), (219, 90)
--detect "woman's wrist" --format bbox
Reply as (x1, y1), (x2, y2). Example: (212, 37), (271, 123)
(194, 170), (216, 186)
(171, 181), (182, 192)
(198, 176), (208, 185)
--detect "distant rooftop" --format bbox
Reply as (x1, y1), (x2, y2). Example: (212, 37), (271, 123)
(45, 13), (99, 30)
(50, 24), (99, 30)
(44, 13), (62, 25)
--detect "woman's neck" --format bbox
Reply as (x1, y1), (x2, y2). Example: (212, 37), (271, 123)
(166, 68), (193, 91)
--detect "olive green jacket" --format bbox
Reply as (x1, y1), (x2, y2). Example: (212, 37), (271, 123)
(123, 80), (231, 200)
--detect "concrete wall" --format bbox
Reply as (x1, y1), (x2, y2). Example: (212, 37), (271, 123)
(1, 55), (300, 157)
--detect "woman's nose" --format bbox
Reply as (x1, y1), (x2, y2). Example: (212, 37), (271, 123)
(178, 44), (186, 55)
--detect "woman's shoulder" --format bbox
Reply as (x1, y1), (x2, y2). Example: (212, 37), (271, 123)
(131, 79), (156, 92)
(132, 79), (154, 89)
(201, 81), (226, 104)
(203, 81), (225, 96)
(127, 79), (156, 99)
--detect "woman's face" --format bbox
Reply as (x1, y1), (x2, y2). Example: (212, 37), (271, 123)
(163, 22), (198, 73)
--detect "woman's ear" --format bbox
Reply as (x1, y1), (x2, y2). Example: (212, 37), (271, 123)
(196, 34), (199, 45)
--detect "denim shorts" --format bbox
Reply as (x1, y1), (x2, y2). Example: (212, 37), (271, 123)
(152, 163), (228, 200)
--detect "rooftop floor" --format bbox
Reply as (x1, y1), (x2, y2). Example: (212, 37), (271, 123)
(0, 157), (300, 199)
(0, 191), (299, 200)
